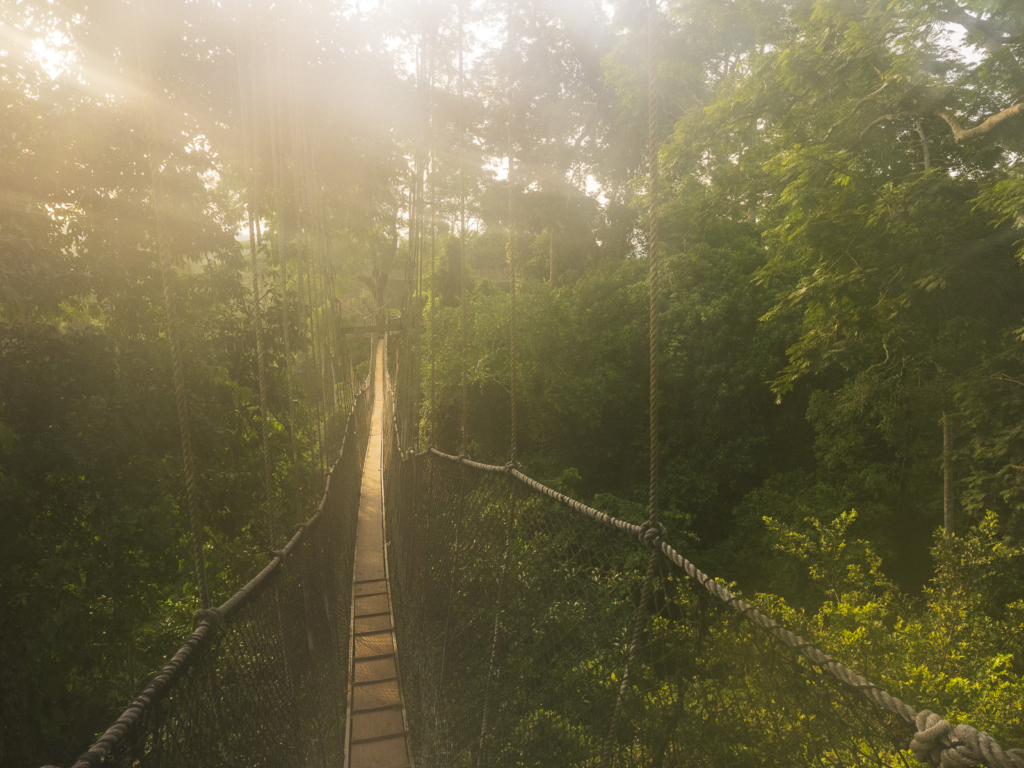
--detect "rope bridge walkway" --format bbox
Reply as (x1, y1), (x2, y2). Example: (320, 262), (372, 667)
(381, 342), (1024, 768)
(346, 343), (412, 767)
(49, 364), (375, 768)
(31, 0), (1024, 762)
(48, 336), (1024, 768)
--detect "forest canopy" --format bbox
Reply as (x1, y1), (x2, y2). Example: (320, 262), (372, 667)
(1, 0), (1024, 765)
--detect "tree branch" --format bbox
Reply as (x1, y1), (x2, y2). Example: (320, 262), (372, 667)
(994, 373), (1024, 388)
(939, 103), (1024, 142)
(913, 120), (930, 171)
(822, 79), (895, 141)
(935, 3), (1023, 51)
(858, 113), (894, 141)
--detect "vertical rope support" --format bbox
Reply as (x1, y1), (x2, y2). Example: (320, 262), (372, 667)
(600, 2), (661, 765)
(506, 40), (519, 465)
(313, 179), (335, 454)
(282, 14), (316, 490)
(132, 0), (210, 610)
(286, 7), (325, 478)
(236, 0), (276, 549)
(458, 1), (469, 456)
(477, 7), (518, 763)
(429, 189), (437, 446)
(302, 114), (327, 474)
(446, 11), (470, 749)
(646, 5), (661, 528)
(476, 489), (517, 768)
(411, 31), (429, 451)
(267, 16), (299, 523)
(427, 33), (437, 448)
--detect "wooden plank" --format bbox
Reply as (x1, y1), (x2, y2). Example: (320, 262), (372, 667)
(339, 323), (403, 335)
(355, 631), (394, 659)
(355, 613), (393, 634)
(351, 709), (407, 742)
(350, 734), (409, 767)
(353, 679), (402, 712)
(347, 341), (411, 768)
(353, 657), (397, 684)
(354, 579), (388, 595)
(354, 593), (389, 617)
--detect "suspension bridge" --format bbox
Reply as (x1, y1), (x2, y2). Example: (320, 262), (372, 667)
(43, 329), (1022, 768)
(33, 1), (1024, 765)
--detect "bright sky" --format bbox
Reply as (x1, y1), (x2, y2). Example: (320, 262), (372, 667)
(31, 30), (74, 77)
(7, 4), (987, 222)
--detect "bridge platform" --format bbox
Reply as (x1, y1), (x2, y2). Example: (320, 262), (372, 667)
(345, 342), (412, 768)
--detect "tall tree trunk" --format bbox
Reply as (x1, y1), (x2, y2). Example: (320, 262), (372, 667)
(943, 411), (954, 535)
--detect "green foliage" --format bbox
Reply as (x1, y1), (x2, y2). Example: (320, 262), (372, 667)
(4, 0), (1024, 761)
(763, 510), (1024, 744)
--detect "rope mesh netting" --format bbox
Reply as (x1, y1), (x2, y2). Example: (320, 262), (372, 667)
(380, 340), (1022, 768)
(47, 334), (1024, 768)
(52, 375), (374, 768)
(384, 451), (912, 766)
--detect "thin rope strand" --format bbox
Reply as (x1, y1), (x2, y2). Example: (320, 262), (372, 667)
(506, 12), (518, 466)
(266, 12), (299, 523)
(458, 1), (469, 455)
(600, 3), (661, 764)
(236, 0), (276, 549)
(132, 0), (210, 609)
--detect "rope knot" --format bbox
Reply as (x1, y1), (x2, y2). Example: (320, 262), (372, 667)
(911, 710), (1024, 768)
(911, 710), (953, 766)
(504, 461), (523, 474)
(270, 549), (287, 562)
(639, 520), (667, 548)
(192, 607), (223, 632)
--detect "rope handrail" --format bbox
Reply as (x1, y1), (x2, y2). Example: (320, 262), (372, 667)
(423, 444), (1024, 768)
(429, 448), (642, 537)
(55, 374), (373, 768)
(655, 536), (1024, 768)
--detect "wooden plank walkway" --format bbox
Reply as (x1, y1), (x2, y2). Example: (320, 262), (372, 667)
(345, 342), (412, 768)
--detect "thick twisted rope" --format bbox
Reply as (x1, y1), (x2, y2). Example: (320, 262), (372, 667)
(236, 0), (276, 548)
(655, 538), (1024, 768)
(427, 445), (1024, 768)
(61, 381), (374, 768)
(600, 3), (662, 765)
(65, 621), (217, 768)
(131, 0), (210, 610)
